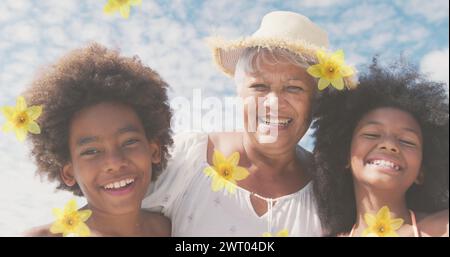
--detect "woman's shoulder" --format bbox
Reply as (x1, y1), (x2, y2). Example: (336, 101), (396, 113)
(142, 211), (171, 237)
(417, 209), (449, 237)
(22, 224), (55, 237)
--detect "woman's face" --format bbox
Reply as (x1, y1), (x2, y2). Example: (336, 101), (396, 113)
(237, 56), (316, 152)
(62, 102), (160, 214)
(350, 107), (423, 193)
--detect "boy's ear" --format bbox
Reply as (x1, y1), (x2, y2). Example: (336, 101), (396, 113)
(149, 142), (161, 164)
(61, 163), (77, 187)
(415, 169), (425, 185)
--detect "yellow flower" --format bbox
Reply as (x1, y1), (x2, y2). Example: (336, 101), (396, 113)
(362, 206), (404, 237)
(307, 49), (355, 91)
(1, 96), (42, 142)
(203, 150), (250, 194)
(50, 199), (92, 237)
(103, 0), (142, 19)
(262, 229), (289, 237)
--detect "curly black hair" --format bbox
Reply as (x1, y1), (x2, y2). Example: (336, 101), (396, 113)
(23, 42), (173, 196)
(312, 58), (449, 236)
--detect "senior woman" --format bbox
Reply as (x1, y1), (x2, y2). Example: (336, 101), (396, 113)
(143, 11), (347, 236)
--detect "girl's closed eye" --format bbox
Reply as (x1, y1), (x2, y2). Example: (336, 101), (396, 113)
(362, 132), (380, 139)
(399, 138), (417, 147)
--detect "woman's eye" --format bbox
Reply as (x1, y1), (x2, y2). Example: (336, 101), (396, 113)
(123, 139), (139, 147)
(250, 84), (269, 92)
(80, 149), (100, 156)
(285, 86), (304, 93)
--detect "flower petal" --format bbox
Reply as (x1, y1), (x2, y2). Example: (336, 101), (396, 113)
(318, 78), (331, 91)
(340, 65), (354, 77)
(390, 218), (404, 230)
(383, 231), (399, 237)
(203, 166), (216, 177)
(26, 106), (42, 120)
(130, 0), (142, 5)
(52, 208), (63, 219)
(227, 152), (240, 167)
(331, 49), (345, 64)
(262, 232), (272, 237)
(213, 150), (226, 167)
(16, 96), (27, 111)
(15, 128), (28, 142)
(364, 213), (376, 227)
(306, 65), (322, 78)
(49, 221), (64, 234)
(78, 210), (92, 222)
(211, 176), (225, 192)
(2, 122), (13, 133)
(65, 199), (78, 213)
(1, 106), (15, 120)
(330, 78), (345, 90)
(377, 206), (391, 220)
(27, 121), (41, 134)
(120, 6), (130, 18)
(316, 50), (328, 64)
(75, 222), (91, 237)
(232, 167), (250, 181)
(276, 229), (289, 237)
(224, 181), (236, 194)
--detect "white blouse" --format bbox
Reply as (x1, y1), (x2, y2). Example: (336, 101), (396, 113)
(142, 132), (324, 236)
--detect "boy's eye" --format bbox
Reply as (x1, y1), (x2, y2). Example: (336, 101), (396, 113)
(285, 86), (304, 93)
(80, 148), (100, 156)
(123, 139), (139, 147)
(250, 84), (269, 92)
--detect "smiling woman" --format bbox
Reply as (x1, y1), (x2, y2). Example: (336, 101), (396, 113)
(21, 42), (173, 236)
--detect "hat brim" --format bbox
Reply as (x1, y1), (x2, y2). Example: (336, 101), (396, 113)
(206, 36), (326, 77)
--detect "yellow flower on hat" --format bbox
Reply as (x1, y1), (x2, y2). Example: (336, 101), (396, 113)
(1, 96), (42, 142)
(262, 229), (289, 237)
(362, 206), (404, 237)
(103, 0), (142, 19)
(307, 49), (355, 91)
(50, 199), (92, 237)
(203, 150), (250, 194)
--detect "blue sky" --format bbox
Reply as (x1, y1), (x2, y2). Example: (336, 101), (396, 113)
(0, 0), (448, 235)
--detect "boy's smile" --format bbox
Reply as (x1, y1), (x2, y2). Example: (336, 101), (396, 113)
(62, 102), (160, 214)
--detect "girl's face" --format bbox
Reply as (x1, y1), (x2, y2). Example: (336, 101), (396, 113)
(62, 102), (160, 214)
(238, 58), (316, 150)
(350, 107), (423, 193)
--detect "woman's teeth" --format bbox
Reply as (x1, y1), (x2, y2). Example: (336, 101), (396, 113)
(367, 160), (401, 171)
(103, 178), (134, 190)
(259, 117), (293, 126)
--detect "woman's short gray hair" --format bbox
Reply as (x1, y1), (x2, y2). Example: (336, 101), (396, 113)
(234, 47), (317, 87)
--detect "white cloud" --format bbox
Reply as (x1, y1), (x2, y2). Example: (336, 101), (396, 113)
(397, 0), (449, 22)
(420, 48), (449, 85)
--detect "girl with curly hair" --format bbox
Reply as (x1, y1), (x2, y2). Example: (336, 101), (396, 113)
(22, 43), (173, 236)
(312, 59), (449, 237)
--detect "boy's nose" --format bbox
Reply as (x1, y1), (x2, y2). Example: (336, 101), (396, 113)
(104, 150), (128, 173)
(378, 138), (399, 153)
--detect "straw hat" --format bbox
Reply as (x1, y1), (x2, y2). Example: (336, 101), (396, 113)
(207, 11), (329, 77)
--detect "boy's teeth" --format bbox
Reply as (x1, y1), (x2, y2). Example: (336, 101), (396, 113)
(103, 178), (135, 189)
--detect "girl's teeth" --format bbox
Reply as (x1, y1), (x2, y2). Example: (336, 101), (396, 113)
(368, 160), (400, 170)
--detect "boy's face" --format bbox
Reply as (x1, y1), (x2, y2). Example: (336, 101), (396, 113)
(350, 107), (423, 193)
(62, 102), (160, 214)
